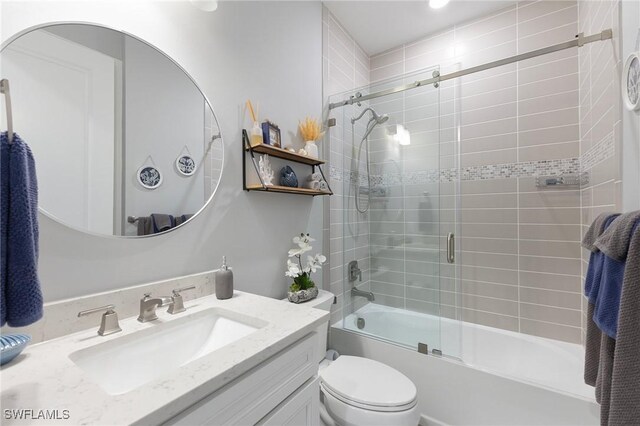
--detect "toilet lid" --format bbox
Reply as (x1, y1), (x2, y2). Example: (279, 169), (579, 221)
(319, 356), (417, 411)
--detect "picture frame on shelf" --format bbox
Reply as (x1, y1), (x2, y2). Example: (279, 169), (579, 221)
(262, 121), (282, 148)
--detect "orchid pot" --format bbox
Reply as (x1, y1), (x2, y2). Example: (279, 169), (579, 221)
(285, 233), (326, 304)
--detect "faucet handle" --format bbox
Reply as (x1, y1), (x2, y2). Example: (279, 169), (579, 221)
(172, 285), (196, 296)
(78, 305), (122, 336)
(168, 286), (195, 315)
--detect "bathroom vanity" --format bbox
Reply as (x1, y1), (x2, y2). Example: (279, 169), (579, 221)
(0, 291), (328, 425)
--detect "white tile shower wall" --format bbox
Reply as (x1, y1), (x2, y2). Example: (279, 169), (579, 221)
(322, 6), (371, 325)
(367, 1), (585, 343)
(578, 0), (623, 343)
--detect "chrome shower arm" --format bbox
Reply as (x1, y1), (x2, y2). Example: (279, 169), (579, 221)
(351, 107), (376, 124)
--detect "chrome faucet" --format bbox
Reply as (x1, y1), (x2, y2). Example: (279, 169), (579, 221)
(137, 293), (174, 322)
(78, 304), (122, 336)
(167, 286), (196, 314)
(351, 287), (375, 302)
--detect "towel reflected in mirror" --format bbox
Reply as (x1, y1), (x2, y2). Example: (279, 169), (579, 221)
(136, 214), (194, 236)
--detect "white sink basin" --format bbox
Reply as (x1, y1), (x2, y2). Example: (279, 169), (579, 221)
(69, 308), (266, 395)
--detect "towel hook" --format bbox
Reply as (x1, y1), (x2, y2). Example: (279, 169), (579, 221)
(0, 79), (14, 144)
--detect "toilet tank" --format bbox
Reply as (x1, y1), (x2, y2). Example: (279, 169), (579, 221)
(284, 290), (334, 363)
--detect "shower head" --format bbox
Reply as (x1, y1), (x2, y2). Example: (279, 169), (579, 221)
(375, 113), (389, 124)
(351, 107), (388, 125)
(361, 114), (388, 141)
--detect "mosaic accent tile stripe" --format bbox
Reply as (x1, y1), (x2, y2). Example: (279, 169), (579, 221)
(581, 132), (614, 172)
(330, 157), (580, 186)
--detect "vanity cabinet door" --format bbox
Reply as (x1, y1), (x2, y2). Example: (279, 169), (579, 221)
(164, 333), (317, 426)
(258, 377), (320, 426)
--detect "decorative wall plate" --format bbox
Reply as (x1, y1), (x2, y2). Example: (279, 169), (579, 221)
(137, 165), (163, 189)
(622, 51), (640, 111)
(176, 155), (197, 176)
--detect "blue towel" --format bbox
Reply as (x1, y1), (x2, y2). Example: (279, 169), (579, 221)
(1, 132), (43, 327)
(593, 221), (640, 339)
(585, 215), (619, 302)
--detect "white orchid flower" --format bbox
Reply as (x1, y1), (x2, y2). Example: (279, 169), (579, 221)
(288, 244), (312, 257)
(285, 233), (325, 280)
(307, 255), (320, 273)
(285, 259), (301, 278)
(293, 234), (315, 248)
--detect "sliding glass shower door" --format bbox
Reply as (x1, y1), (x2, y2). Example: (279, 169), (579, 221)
(330, 66), (461, 359)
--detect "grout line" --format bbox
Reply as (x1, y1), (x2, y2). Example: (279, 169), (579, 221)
(517, 3), (577, 25)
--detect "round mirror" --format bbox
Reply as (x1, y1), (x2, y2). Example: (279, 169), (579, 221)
(1, 23), (223, 237)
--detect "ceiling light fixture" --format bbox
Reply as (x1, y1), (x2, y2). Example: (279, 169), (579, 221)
(429, 0), (450, 9)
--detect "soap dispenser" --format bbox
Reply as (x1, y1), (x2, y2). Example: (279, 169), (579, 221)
(215, 256), (233, 300)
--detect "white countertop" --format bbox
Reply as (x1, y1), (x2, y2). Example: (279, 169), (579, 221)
(0, 291), (328, 425)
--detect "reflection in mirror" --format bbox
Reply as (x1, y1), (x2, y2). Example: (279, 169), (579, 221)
(1, 23), (223, 237)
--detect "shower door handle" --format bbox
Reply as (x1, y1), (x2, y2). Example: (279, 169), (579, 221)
(447, 233), (455, 264)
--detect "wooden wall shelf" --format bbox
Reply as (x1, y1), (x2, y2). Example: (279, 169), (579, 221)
(242, 130), (332, 197)
(245, 184), (331, 196)
(246, 143), (325, 166)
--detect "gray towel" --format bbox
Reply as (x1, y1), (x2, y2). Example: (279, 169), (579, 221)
(607, 225), (640, 424)
(137, 217), (153, 236)
(174, 214), (193, 226)
(595, 210), (640, 261)
(583, 213), (617, 395)
(585, 302), (603, 387)
(585, 213), (640, 425)
(583, 212), (618, 252)
(151, 214), (173, 233)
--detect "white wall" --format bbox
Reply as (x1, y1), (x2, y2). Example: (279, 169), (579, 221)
(0, 1), (324, 302)
(621, 0), (640, 211)
(124, 35), (206, 234)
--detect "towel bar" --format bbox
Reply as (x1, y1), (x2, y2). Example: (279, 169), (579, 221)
(0, 79), (13, 144)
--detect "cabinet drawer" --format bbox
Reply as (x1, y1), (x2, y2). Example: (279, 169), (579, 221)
(165, 332), (317, 426)
(258, 377), (319, 426)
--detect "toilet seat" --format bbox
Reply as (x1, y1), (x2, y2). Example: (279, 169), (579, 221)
(319, 356), (417, 413)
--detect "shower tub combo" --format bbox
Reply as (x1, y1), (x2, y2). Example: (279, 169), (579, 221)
(331, 304), (598, 425)
(326, 59), (602, 424)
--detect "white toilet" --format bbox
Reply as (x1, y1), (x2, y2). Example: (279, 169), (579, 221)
(302, 290), (420, 426)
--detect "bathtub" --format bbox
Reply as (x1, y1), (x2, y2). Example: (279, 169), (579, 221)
(330, 303), (600, 425)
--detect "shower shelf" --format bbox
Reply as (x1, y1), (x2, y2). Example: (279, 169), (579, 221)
(242, 129), (332, 197)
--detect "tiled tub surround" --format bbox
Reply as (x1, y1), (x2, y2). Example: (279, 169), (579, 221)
(324, 1), (617, 344)
(322, 6), (372, 326)
(577, 0), (622, 341)
(0, 291), (328, 425)
(0, 271), (215, 344)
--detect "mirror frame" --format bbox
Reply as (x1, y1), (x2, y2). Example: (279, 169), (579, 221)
(1, 21), (225, 238)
